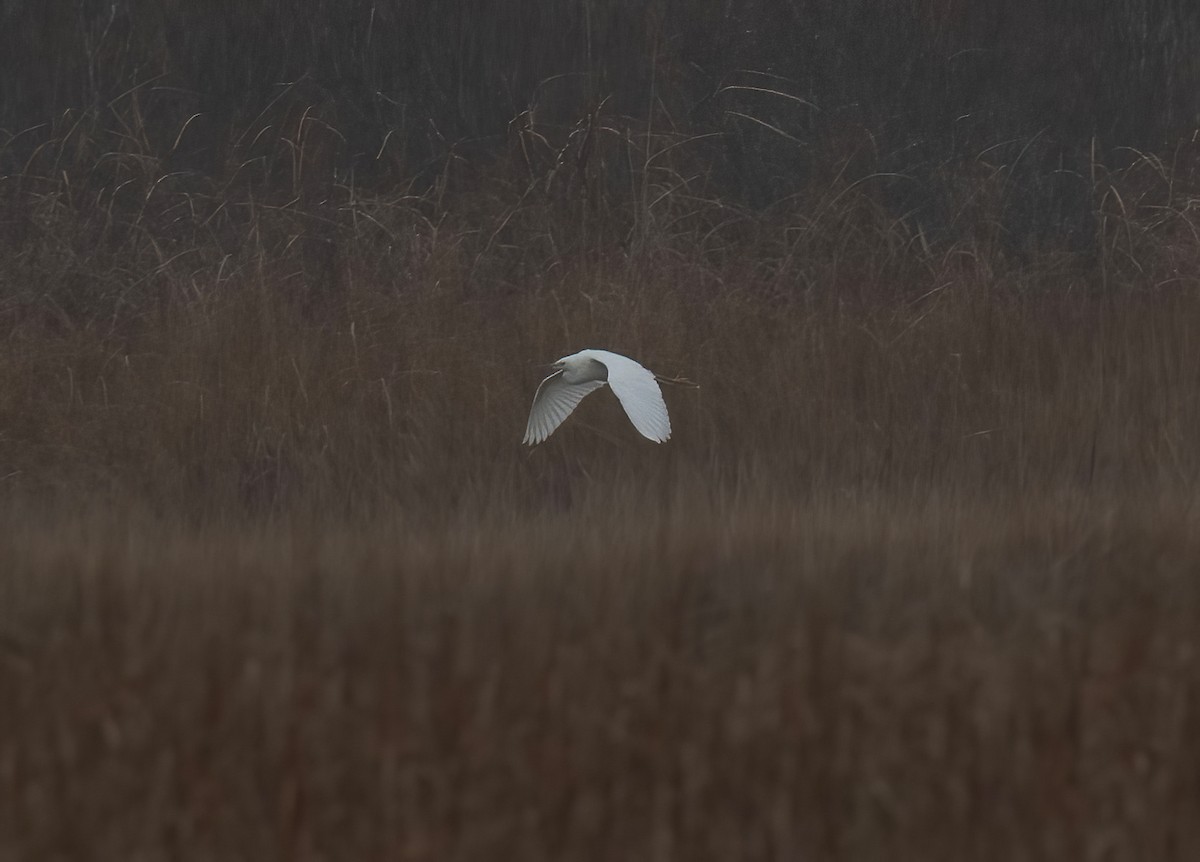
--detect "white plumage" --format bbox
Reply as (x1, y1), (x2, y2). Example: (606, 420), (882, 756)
(523, 349), (672, 445)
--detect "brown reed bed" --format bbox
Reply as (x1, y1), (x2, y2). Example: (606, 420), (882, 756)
(3, 66), (1200, 855)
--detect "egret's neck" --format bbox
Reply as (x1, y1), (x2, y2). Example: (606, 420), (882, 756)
(561, 357), (608, 385)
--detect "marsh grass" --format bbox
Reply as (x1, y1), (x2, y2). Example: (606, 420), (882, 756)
(3, 497), (1200, 859)
(4, 61), (1200, 858)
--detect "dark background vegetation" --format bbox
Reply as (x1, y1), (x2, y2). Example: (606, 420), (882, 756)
(4, 2), (1200, 858)
(4, 1), (1200, 240)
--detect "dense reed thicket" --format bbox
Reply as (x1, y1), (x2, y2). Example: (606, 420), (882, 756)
(3, 2), (1200, 859)
(4, 1), (1200, 238)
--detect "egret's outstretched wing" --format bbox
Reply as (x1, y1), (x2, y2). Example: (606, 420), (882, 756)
(589, 351), (672, 443)
(522, 371), (606, 445)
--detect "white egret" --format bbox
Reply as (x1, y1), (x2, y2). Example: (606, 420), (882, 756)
(523, 349), (673, 445)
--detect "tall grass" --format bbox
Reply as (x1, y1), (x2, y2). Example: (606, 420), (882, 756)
(4, 5), (1200, 856)
(4, 499), (1200, 858)
(2, 108), (1199, 518)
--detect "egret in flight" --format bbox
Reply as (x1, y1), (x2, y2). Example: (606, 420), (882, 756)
(523, 349), (676, 445)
